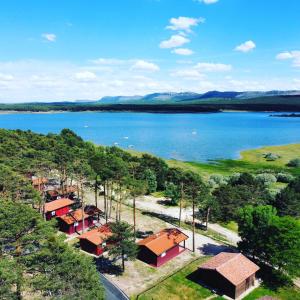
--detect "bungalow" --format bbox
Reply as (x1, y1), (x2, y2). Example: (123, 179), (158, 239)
(137, 228), (188, 267)
(44, 198), (74, 220)
(57, 209), (94, 234)
(198, 252), (260, 299)
(78, 224), (112, 256)
(32, 177), (48, 192)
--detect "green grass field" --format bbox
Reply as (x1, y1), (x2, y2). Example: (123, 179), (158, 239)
(168, 143), (300, 179)
(243, 285), (300, 300)
(137, 257), (222, 300)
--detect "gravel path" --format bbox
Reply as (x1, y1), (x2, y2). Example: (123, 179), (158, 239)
(130, 195), (240, 246)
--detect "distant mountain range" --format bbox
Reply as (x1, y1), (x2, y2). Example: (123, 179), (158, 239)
(97, 90), (300, 104)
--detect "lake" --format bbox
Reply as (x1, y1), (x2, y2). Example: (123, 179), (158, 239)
(0, 111), (300, 162)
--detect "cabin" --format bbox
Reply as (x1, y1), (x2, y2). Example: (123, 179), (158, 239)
(57, 209), (94, 234)
(137, 228), (188, 267)
(44, 198), (74, 220)
(78, 224), (112, 256)
(32, 177), (48, 192)
(198, 252), (260, 299)
(46, 185), (77, 201)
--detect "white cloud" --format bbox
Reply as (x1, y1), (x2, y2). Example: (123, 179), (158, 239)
(171, 69), (205, 80)
(276, 51), (300, 67)
(166, 17), (205, 33)
(160, 35), (190, 49)
(90, 58), (126, 65)
(172, 48), (194, 56)
(198, 0), (219, 4)
(235, 40), (256, 53)
(0, 73), (14, 81)
(41, 33), (57, 42)
(131, 60), (160, 72)
(74, 71), (97, 82)
(194, 62), (232, 72)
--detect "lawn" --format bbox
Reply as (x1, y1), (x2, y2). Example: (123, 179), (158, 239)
(243, 285), (300, 300)
(137, 257), (220, 300)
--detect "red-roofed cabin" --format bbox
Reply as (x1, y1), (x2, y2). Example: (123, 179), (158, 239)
(57, 209), (94, 234)
(78, 224), (112, 256)
(137, 228), (188, 267)
(32, 177), (48, 192)
(44, 198), (74, 220)
(198, 252), (260, 299)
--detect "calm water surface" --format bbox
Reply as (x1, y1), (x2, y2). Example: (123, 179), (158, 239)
(0, 111), (300, 162)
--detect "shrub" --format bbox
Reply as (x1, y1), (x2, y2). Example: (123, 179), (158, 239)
(263, 152), (280, 161)
(276, 173), (294, 183)
(256, 173), (277, 186)
(287, 158), (300, 168)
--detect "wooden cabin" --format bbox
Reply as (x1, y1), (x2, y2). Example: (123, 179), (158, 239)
(32, 177), (48, 192)
(198, 252), (260, 299)
(78, 224), (112, 256)
(57, 209), (94, 235)
(137, 228), (188, 267)
(44, 198), (74, 220)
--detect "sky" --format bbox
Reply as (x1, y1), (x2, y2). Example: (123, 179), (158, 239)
(0, 0), (300, 102)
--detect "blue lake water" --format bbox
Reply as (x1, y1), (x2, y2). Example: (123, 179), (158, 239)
(0, 111), (300, 162)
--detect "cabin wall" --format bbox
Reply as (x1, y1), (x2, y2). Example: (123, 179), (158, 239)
(45, 206), (70, 220)
(198, 269), (236, 299)
(59, 217), (93, 234)
(80, 239), (104, 256)
(137, 246), (158, 266)
(156, 245), (181, 267)
(235, 274), (256, 298)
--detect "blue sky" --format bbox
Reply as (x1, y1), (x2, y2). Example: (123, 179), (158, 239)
(0, 0), (300, 102)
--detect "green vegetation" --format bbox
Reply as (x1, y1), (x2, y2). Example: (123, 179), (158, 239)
(168, 143), (300, 181)
(0, 200), (104, 300)
(138, 257), (220, 300)
(1, 95), (300, 112)
(107, 221), (138, 271)
(238, 205), (300, 278)
(244, 285), (300, 300)
(220, 221), (238, 233)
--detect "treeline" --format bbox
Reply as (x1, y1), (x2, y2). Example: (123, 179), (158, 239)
(1, 96), (300, 112)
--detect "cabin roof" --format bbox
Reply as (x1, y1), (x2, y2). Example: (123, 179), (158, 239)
(44, 198), (74, 213)
(199, 252), (260, 286)
(58, 209), (89, 225)
(78, 224), (112, 246)
(138, 228), (188, 256)
(32, 177), (48, 185)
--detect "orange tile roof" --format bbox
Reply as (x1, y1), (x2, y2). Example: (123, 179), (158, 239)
(199, 252), (260, 286)
(44, 198), (74, 213)
(138, 228), (188, 256)
(32, 177), (48, 185)
(58, 209), (89, 225)
(78, 224), (112, 246)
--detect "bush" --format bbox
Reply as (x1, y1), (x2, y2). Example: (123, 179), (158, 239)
(208, 174), (228, 188)
(287, 158), (300, 168)
(263, 152), (280, 161)
(276, 173), (294, 183)
(256, 173), (277, 186)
